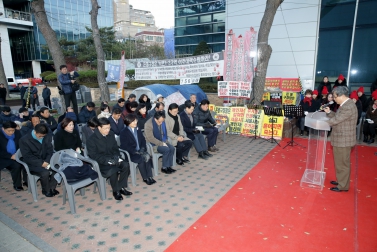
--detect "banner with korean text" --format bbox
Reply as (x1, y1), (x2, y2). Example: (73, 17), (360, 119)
(282, 92), (298, 105)
(217, 81), (251, 98)
(241, 109), (264, 136)
(213, 106), (231, 132)
(260, 115), (284, 140)
(229, 107), (246, 134)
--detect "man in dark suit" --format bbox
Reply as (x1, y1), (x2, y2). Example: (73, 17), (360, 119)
(0, 121), (26, 191)
(109, 108), (124, 136)
(324, 86), (357, 192)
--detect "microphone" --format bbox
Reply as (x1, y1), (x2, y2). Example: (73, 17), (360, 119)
(321, 101), (334, 108)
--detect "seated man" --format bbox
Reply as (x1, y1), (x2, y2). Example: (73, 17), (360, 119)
(180, 101), (213, 160)
(58, 106), (77, 123)
(144, 111), (176, 174)
(0, 106), (16, 128)
(39, 107), (58, 131)
(108, 108), (124, 136)
(78, 102), (96, 123)
(0, 121), (26, 191)
(193, 99), (219, 152)
(147, 102), (165, 120)
(19, 123), (58, 197)
(20, 114), (52, 136)
(178, 94), (198, 113)
(86, 118), (131, 201)
(112, 98), (126, 113)
(125, 93), (136, 107)
(15, 107), (31, 122)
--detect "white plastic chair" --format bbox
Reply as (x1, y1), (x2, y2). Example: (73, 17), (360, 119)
(83, 147), (108, 199)
(50, 149), (105, 214)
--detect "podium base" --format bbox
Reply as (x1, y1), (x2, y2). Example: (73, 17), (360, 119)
(300, 169), (326, 190)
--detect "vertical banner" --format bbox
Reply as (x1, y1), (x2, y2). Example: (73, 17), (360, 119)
(241, 109), (264, 136)
(282, 92), (297, 105)
(243, 27), (257, 83)
(260, 116), (284, 140)
(117, 51), (126, 99)
(262, 92), (270, 101)
(218, 81), (229, 97)
(229, 107), (246, 134)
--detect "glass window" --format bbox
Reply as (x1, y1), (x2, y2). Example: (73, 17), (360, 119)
(200, 14), (212, 23)
(213, 23), (225, 32)
(176, 17), (186, 26)
(213, 12), (225, 22)
(187, 16), (199, 25)
(320, 1), (356, 29)
(175, 2), (226, 17)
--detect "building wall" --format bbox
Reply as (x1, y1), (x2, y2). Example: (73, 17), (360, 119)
(0, 24), (15, 78)
(226, 0), (321, 88)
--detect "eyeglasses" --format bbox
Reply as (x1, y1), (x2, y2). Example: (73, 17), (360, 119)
(333, 96), (338, 99)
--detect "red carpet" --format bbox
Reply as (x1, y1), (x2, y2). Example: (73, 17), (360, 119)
(166, 138), (377, 252)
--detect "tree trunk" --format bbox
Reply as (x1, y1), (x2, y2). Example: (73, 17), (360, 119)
(252, 0), (284, 105)
(0, 37), (10, 98)
(31, 0), (67, 109)
(90, 0), (110, 102)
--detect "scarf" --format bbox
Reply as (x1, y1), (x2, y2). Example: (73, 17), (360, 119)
(32, 130), (43, 144)
(168, 111), (180, 136)
(152, 119), (167, 144)
(128, 126), (140, 151)
(2, 130), (16, 155)
(303, 97), (312, 106)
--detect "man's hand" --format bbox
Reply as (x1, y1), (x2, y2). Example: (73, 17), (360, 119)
(324, 107), (331, 114)
(71, 80), (75, 83)
(177, 136), (184, 142)
(42, 162), (49, 168)
(11, 154), (16, 160)
(162, 143), (167, 147)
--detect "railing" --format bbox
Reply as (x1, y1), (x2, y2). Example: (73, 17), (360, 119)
(4, 8), (31, 22)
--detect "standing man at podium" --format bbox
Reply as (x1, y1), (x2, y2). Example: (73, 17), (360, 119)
(324, 86), (357, 192)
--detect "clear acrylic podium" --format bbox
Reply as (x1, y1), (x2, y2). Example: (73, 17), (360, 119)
(300, 112), (330, 190)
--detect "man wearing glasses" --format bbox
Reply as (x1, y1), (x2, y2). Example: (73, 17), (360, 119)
(324, 86), (357, 192)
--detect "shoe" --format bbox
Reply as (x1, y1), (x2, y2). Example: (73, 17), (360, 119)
(143, 178), (153, 185)
(330, 187), (348, 192)
(42, 190), (54, 197)
(113, 191), (124, 200)
(198, 152), (209, 160)
(330, 181), (338, 186)
(363, 136), (369, 143)
(181, 157), (190, 163)
(213, 146), (220, 151)
(13, 186), (24, 191)
(23, 181), (28, 187)
(150, 177), (156, 184)
(208, 146), (217, 152)
(300, 130), (304, 136)
(120, 188), (133, 196)
(168, 167), (176, 173)
(368, 136), (375, 144)
(176, 158), (184, 165)
(161, 168), (172, 174)
(203, 151), (213, 157)
(52, 189), (60, 196)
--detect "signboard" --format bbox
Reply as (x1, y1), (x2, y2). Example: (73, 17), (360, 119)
(280, 78), (302, 92)
(180, 78), (200, 85)
(229, 107), (246, 134)
(241, 109), (264, 136)
(135, 53), (223, 80)
(260, 115), (284, 140)
(217, 81), (251, 98)
(106, 64), (121, 82)
(282, 92), (297, 105)
(262, 92), (270, 101)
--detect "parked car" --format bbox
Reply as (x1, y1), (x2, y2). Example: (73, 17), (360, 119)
(6, 77), (42, 91)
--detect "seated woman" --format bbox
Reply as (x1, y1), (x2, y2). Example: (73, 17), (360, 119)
(363, 98), (377, 144)
(138, 94), (152, 112)
(96, 101), (108, 116)
(165, 103), (193, 165)
(97, 103), (111, 119)
(0, 121), (26, 191)
(350, 91), (362, 125)
(81, 117), (99, 147)
(135, 104), (148, 130)
(122, 101), (138, 120)
(54, 118), (82, 152)
(119, 114), (155, 185)
(299, 89), (318, 136)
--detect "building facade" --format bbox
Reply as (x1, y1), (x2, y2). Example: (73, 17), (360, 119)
(0, 0), (113, 79)
(134, 31), (164, 46)
(174, 0), (226, 56)
(114, 0), (157, 39)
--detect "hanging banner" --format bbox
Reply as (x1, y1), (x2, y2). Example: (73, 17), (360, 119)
(265, 78), (282, 90)
(217, 81), (251, 98)
(282, 92), (297, 105)
(117, 51), (126, 98)
(260, 115), (284, 140)
(106, 64), (121, 82)
(229, 107), (246, 134)
(280, 78), (302, 92)
(241, 109), (264, 136)
(135, 53), (223, 80)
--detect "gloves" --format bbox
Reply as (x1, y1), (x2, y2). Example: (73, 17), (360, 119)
(304, 111), (309, 116)
(139, 147), (147, 153)
(141, 152), (151, 162)
(107, 158), (117, 166)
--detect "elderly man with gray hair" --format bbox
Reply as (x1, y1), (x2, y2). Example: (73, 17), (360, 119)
(324, 86), (357, 192)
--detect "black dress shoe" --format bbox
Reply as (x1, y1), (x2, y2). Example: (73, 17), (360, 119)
(168, 167), (176, 173)
(120, 188), (133, 196)
(203, 151), (213, 157)
(330, 187), (348, 192)
(13, 186), (24, 191)
(150, 177), (156, 184)
(161, 168), (172, 174)
(43, 190), (54, 197)
(181, 157), (190, 163)
(330, 181), (338, 186)
(113, 191), (124, 200)
(143, 178), (153, 185)
(198, 152), (208, 160)
(52, 189), (60, 196)
(176, 158), (184, 165)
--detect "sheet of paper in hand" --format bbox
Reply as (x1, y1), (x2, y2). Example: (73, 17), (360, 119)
(195, 126), (204, 131)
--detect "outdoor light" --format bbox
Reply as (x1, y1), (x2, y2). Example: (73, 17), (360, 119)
(351, 70), (357, 74)
(249, 51), (257, 58)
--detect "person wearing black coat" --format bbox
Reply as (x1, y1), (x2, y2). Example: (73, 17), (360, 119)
(108, 108), (124, 135)
(333, 74), (347, 89)
(0, 121), (26, 191)
(17, 83), (27, 107)
(317, 76), (332, 97)
(19, 123), (58, 197)
(42, 84), (52, 109)
(357, 87), (369, 113)
(20, 114), (53, 136)
(120, 114), (155, 185)
(180, 101), (212, 160)
(135, 104), (148, 130)
(39, 107), (57, 131)
(78, 102), (96, 123)
(86, 118), (131, 200)
(298, 89), (318, 135)
(138, 94), (152, 112)
(54, 118), (82, 152)
(0, 83), (7, 105)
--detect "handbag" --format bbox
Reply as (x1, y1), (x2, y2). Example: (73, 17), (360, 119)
(63, 163), (98, 183)
(71, 82), (80, 92)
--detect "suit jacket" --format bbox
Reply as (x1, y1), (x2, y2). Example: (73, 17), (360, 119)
(119, 127), (146, 163)
(0, 130), (21, 168)
(19, 131), (54, 169)
(165, 113), (190, 146)
(109, 116), (124, 135)
(179, 111), (196, 140)
(326, 99), (357, 147)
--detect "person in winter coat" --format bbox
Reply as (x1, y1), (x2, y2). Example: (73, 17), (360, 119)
(312, 90), (321, 110)
(78, 102), (96, 123)
(42, 84), (51, 109)
(18, 83), (27, 107)
(350, 91), (362, 125)
(138, 94), (152, 112)
(20, 114), (53, 136)
(0, 83), (7, 105)
(317, 76), (332, 97)
(15, 107), (31, 122)
(121, 101), (138, 120)
(298, 89), (317, 136)
(363, 97), (377, 144)
(135, 104), (148, 130)
(58, 64), (79, 116)
(38, 107), (57, 131)
(81, 117), (99, 146)
(108, 108), (124, 136)
(97, 104), (111, 119)
(333, 74), (347, 89)
(357, 87), (369, 113)
(54, 118), (82, 152)
(0, 106), (16, 128)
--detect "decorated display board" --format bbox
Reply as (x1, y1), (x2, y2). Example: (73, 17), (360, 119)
(240, 109), (264, 137)
(218, 81), (252, 98)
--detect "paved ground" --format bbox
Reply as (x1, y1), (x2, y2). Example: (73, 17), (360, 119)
(0, 134), (276, 252)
